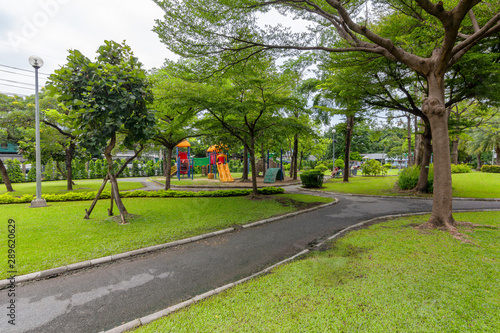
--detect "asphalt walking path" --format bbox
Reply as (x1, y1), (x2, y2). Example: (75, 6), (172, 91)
(1, 184), (499, 332)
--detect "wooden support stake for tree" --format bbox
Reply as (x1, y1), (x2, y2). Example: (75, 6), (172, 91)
(108, 187), (114, 217)
(84, 174), (109, 219)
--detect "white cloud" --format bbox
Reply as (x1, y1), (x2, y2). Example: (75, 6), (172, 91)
(0, 0), (174, 96)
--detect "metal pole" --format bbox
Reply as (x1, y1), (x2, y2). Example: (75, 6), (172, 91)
(30, 59), (47, 208)
(332, 130), (335, 169)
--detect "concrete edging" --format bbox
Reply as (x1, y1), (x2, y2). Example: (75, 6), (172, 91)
(0, 195), (338, 289)
(101, 207), (500, 333)
(297, 187), (500, 201)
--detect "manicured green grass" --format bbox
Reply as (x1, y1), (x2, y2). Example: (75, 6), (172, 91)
(0, 194), (332, 279)
(135, 212), (500, 333)
(0, 179), (144, 197)
(323, 175), (401, 196)
(323, 171), (500, 198)
(451, 172), (500, 198)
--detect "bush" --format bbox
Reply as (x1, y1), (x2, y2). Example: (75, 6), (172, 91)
(300, 170), (324, 188)
(481, 165), (500, 173)
(361, 159), (387, 176)
(383, 163), (392, 169)
(0, 186), (286, 204)
(315, 163), (329, 172)
(327, 162), (333, 170)
(398, 164), (434, 193)
(451, 164), (471, 174)
(334, 159), (344, 168)
(4, 159), (24, 183)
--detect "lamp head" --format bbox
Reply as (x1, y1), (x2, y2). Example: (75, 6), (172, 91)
(29, 56), (44, 69)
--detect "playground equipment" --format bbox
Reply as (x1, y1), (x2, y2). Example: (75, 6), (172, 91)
(207, 145), (234, 182)
(176, 140), (191, 180)
(263, 149), (285, 183)
(170, 165), (177, 176)
(216, 153), (234, 182)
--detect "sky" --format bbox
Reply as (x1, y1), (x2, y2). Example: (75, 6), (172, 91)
(0, 0), (173, 97)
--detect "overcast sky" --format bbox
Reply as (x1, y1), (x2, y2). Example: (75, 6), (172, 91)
(0, 0), (173, 97)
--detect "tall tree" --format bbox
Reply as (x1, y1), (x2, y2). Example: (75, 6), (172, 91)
(177, 58), (296, 195)
(153, 0), (500, 232)
(47, 41), (155, 223)
(150, 69), (201, 190)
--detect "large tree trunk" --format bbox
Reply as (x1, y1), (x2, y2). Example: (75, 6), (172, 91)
(249, 137), (258, 196)
(343, 115), (354, 183)
(420, 74), (455, 229)
(415, 121), (433, 193)
(241, 146), (249, 181)
(414, 116), (421, 166)
(476, 153), (482, 170)
(292, 134), (298, 180)
(164, 146), (173, 190)
(0, 159), (14, 192)
(451, 136), (459, 165)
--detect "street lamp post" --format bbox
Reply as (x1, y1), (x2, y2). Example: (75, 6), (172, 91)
(332, 129), (336, 170)
(29, 55), (47, 208)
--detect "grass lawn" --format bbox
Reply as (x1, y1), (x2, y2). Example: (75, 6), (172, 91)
(135, 211), (500, 333)
(0, 194), (332, 279)
(323, 171), (500, 198)
(0, 179), (144, 197)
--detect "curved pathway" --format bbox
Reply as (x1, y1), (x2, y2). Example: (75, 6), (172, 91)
(1, 188), (499, 332)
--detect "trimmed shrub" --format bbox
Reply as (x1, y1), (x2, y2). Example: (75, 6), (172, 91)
(27, 167), (36, 182)
(300, 170), (324, 188)
(314, 163), (329, 172)
(132, 160), (140, 177)
(383, 163), (392, 169)
(361, 159), (387, 176)
(334, 159), (344, 168)
(0, 186), (286, 204)
(451, 164), (471, 174)
(5, 159), (24, 183)
(327, 162), (333, 170)
(481, 165), (500, 173)
(398, 164), (434, 193)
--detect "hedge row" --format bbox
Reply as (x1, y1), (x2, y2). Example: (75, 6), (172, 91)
(481, 165), (500, 173)
(0, 187), (285, 205)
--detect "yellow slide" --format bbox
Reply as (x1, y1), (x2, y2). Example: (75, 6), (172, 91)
(170, 165), (177, 176)
(217, 163), (234, 182)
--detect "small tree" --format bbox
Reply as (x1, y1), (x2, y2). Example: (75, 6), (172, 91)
(47, 41), (155, 223)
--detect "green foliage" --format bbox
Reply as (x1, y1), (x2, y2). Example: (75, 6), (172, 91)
(4, 159), (24, 183)
(398, 165), (434, 193)
(95, 159), (105, 178)
(27, 166), (36, 182)
(314, 163), (329, 172)
(47, 40), (155, 155)
(300, 170), (324, 188)
(481, 165), (500, 173)
(383, 163), (392, 169)
(361, 159), (387, 176)
(327, 162), (333, 170)
(72, 159), (88, 180)
(334, 159), (344, 168)
(451, 164), (472, 174)
(132, 160), (140, 177)
(43, 161), (56, 181)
